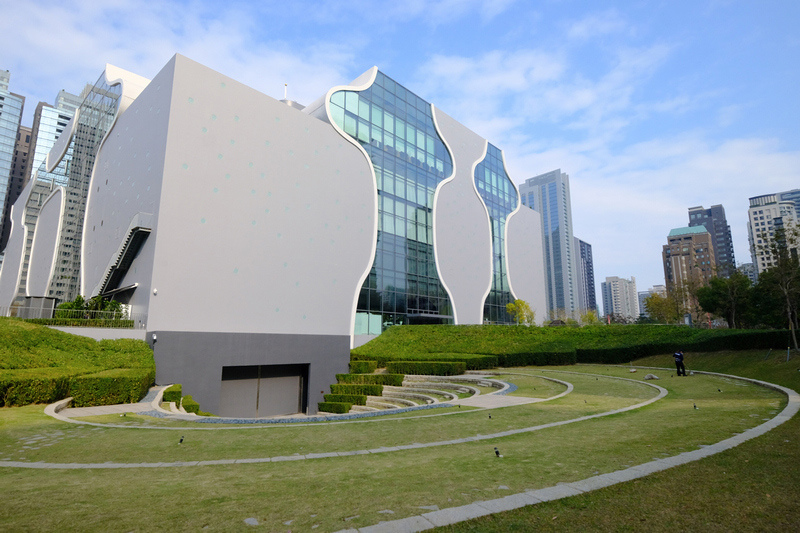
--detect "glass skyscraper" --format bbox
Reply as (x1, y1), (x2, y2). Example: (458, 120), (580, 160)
(519, 169), (578, 320)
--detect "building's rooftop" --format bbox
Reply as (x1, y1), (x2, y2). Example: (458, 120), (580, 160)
(668, 226), (709, 237)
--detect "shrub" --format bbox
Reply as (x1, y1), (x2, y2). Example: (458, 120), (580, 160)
(386, 361), (466, 375)
(330, 383), (383, 396)
(336, 373), (404, 386)
(352, 352), (497, 370)
(323, 393), (367, 405)
(162, 384), (182, 403)
(0, 368), (73, 407)
(317, 401), (351, 414)
(349, 360), (377, 374)
(181, 395), (200, 414)
(68, 368), (155, 407)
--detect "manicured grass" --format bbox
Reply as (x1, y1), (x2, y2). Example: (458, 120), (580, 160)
(0, 362), (785, 531)
(436, 350), (800, 532)
(352, 324), (791, 366)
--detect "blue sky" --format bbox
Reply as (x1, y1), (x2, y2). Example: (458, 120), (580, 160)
(2, 0), (799, 304)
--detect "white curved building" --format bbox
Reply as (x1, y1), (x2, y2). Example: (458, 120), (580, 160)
(0, 55), (546, 417)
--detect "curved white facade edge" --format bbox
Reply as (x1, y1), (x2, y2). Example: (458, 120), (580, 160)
(429, 104), (459, 323)
(322, 67), (381, 348)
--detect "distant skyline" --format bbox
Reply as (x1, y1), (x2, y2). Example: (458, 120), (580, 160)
(2, 0), (798, 297)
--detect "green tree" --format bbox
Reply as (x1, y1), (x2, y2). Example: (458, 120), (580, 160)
(755, 226), (800, 349)
(696, 270), (753, 329)
(505, 299), (535, 325)
(643, 292), (683, 324)
(580, 309), (599, 325)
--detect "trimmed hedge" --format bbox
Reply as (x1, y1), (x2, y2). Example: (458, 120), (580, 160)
(181, 394), (200, 414)
(336, 373), (404, 386)
(68, 368), (155, 407)
(351, 352), (498, 370)
(162, 384), (182, 404)
(330, 383), (383, 396)
(23, 318), (135, 329)
(349, 360), (378, 374)
(386, 361), (466, 376)
(0, 368), (73, 407)
(323, 393), (367, 406)
(318, 401), (351, 414)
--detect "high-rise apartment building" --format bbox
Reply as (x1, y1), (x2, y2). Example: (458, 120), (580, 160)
(0, 70), (25, 259)
(574, 237), (596, 313)
(663, 226), (715, 291)
(688, 204), (735, 276)
(747, 193), (798, 275)
(519, 169), (578, 319)
(601, 276), (638, 320)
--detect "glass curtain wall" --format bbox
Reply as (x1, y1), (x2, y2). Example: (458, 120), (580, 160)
(474, 144), (518, 324)
(329, 72), (454, 335)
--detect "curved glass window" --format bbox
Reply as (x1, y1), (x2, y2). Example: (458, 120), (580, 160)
(474, 144), (518, 324)
(330, 71), (454, 334)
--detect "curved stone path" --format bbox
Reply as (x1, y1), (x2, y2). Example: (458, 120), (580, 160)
(2, 368), (796, 532)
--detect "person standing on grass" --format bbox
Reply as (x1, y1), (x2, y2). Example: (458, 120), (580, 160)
(674, 350), (686, 376)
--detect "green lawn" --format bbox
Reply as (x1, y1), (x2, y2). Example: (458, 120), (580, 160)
(0, 358), (790, 532)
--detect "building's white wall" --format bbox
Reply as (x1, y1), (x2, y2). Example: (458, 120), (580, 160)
(506, 206), (547, 324)
(143, 55), (375, 335)
(27, 187), (64, 296)
(83, 57), (176, 321)
(0, 179), (34, 310)
(430, 107), (492, 324)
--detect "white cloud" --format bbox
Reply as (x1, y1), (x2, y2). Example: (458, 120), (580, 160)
(565, 10), (628, 41)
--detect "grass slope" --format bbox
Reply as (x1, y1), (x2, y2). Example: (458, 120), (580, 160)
(0, 318), (154, 406)
(353, 324), (792, 363)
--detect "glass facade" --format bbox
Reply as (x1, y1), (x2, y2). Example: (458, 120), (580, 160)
(474, 144), (518, 323)
(329, 71), (454, 334)
(18, 73), (121, 303)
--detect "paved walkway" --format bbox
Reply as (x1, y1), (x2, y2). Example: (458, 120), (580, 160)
(3, 369), (797, 532)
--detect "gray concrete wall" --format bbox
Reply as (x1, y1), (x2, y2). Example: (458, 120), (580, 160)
(151, 331), (349, 415)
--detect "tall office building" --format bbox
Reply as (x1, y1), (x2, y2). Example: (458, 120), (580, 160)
(601, 276), (638, 320)
(747, 193), (798, 275)
(0, 55), (547, 416)
(688, 204), (735, 276)
(574, 237), (596, 313)
(663, 226), (715, 292)
(519, 169), (578, 319)
(0, 70), (25, 260)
